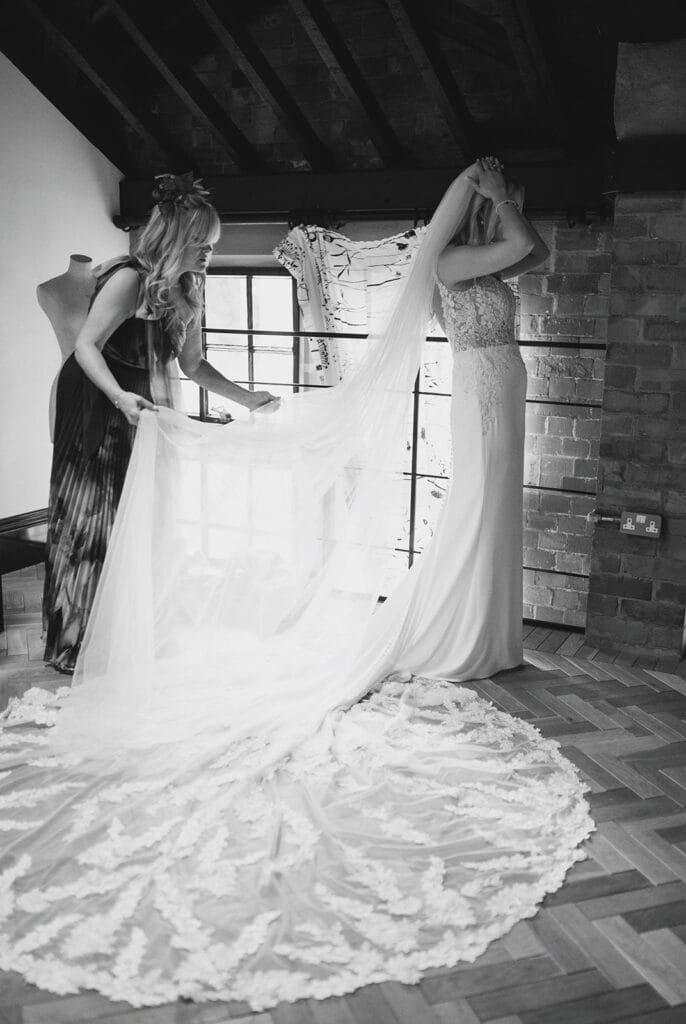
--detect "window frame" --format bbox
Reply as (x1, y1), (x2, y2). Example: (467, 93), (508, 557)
(195, 267), (301, 421)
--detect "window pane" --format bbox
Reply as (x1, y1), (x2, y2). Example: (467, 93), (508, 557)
(384, 475), (412, 552)
(401, 406), (414, 475)
(253, 350), (294, 387)
(413, 476), (449, 551)
(336, 335), (368, 376)
(422, 339), (452, 393)
(205, 275), (247, 330)
(376, 547), (410, 598)
(176, 378), (200, 415)
(416, 393), (451, 477)
(252, 275), (294, 341)
(205, 345), (250, 384)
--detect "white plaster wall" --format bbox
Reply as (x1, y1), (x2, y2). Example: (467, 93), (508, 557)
(0, 53), (124, 519)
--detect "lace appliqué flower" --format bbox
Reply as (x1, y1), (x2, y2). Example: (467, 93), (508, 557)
(453, 346), (526, 434)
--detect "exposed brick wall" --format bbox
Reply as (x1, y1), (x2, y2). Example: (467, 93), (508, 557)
(586, 191), (686, 666)
(518, 220), (612, 626)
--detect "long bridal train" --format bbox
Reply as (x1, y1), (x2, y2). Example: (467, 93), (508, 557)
(0, 174), (593, 1008)
(0, 403), (593, 1008)
(0, 670), (591, 1009)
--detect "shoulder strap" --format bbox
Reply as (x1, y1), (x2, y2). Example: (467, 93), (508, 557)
(88, 257), (140, 311)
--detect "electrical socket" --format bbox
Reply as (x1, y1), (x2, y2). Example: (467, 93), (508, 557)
(620, 511), (662, 537)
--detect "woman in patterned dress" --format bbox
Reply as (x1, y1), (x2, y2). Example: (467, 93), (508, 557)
(43, 175), (278, 673)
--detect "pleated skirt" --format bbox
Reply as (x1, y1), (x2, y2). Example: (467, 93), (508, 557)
(43, 354), (151, 673)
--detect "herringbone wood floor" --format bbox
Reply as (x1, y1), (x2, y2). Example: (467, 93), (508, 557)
(2, 566), (686, 1024)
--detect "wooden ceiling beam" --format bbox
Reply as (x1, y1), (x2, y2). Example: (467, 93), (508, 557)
(104, 0), (262, 172)
(286, 0), (405, 167)
(384, 0), (479, 164)
(21, 0), (181, 168)
(493, 0), (567, 149)
(190, 0), (333, 172)
(429, 0), (513, 67)
(119, 161), (609, 224)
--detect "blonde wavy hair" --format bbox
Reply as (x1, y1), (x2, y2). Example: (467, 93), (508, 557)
(134, 194), (220, 350)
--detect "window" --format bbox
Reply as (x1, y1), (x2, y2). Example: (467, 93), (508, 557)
(176, 269), (300, 419)
(194, 269), (598, 626)
(194, 268), (453, 593)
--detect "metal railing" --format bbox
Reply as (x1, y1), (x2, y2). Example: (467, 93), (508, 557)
(200, 272), (605, 628)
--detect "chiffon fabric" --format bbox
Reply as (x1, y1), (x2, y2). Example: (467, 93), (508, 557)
(0, 177), (593, 1009)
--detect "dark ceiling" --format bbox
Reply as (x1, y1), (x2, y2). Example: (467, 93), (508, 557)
(4, 0), (686, 219)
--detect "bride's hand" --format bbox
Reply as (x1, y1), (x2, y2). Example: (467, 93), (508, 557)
(472, 156), (508, 202)
(458, 160), (480, 188)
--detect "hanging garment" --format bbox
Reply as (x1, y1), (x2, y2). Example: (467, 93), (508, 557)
(275, 224), (426, 384)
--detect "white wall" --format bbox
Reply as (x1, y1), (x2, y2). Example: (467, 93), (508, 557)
(0, 53), (124, 519)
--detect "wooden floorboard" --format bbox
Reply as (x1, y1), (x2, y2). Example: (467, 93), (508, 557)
(1, 570), (686, 1022)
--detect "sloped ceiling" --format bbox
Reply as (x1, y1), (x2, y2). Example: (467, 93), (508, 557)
(4, 0), (686, 219)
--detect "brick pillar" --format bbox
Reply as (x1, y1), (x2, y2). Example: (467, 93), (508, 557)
(586, 191), (686, 666)
(519, 220), (611, 627)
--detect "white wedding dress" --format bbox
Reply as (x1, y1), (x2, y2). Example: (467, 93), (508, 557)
(0, 177), (592, 1009)
(373, 273), (527, 682)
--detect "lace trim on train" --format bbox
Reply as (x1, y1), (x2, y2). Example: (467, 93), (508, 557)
(0, 680), (593, 1011)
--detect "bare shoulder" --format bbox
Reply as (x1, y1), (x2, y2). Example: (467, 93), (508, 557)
(92, 266), (140, 316)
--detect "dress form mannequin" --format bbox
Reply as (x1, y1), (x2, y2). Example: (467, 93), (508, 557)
(37, 255), (95, 440)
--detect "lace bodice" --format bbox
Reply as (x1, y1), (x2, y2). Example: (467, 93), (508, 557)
(434, 274), (525, 432)
(435, 274), (516, 352)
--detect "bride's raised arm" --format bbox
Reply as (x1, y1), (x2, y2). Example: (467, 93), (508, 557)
(437, 158), (541, 285)
(498, 191), (550, 279)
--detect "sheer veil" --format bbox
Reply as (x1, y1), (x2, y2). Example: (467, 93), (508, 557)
(43, 172), (476, 768)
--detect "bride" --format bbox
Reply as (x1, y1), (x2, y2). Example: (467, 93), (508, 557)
(0, 159), (592, 1010)
(373, 155), (549, 682)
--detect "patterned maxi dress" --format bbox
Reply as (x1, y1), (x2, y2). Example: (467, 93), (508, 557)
(42, 258), (176, 672)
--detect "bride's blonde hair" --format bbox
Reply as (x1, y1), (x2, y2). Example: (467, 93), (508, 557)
(134, 193), (220, 350)
(449, 180), (524, 249)
(450, 191), (493, 247)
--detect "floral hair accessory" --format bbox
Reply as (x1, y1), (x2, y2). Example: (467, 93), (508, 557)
(152, 172), (211, 209)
